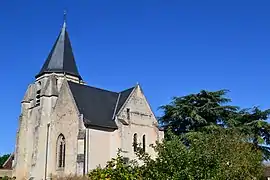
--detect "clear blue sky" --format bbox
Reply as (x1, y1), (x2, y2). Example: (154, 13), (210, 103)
(1, 0), (270, 154)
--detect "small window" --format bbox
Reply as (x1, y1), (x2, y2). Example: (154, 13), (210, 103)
(123, 157), (129, 165)
(57, 134), (66, 168)
(133, 133), (138, 152)
(142, 135), (146, 152)
(127, 108), (130, 120)
(37, 81), (41, 89)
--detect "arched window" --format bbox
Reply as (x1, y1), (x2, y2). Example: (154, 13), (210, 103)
(57, 134), (66, 168)
(133, 133), (138, 152)
(142, 135), (146, 152)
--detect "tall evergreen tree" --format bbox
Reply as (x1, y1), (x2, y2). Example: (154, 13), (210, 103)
(159, 89), (238, 134)
(159, 89), (270, 159)
(234, 107), (270, 159)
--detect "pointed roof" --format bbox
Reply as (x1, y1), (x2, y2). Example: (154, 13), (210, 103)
(35, 21), (82, 80)
(67, 81), (135, 129)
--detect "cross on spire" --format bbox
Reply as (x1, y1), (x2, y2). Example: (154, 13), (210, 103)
(63, 10), (67, 28)
(35, 11), (82, 80)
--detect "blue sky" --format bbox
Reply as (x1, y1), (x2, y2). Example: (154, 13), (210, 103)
(1, 0), (270, 154)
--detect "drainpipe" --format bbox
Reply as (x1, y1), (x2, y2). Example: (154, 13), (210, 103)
(44, 123), (50, 179)
(86, 128), (90, 173)
(83, 131), (86, 176)
(80, 114), (86, 176)
(80, 114), (89, 175)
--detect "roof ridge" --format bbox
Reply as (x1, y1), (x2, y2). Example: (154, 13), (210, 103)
(68, 81), (136, 95)
(68, 81), (118, 94)
(119, 86), (136, 93)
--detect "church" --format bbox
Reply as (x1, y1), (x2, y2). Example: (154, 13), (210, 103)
(12, 20), (164, 180)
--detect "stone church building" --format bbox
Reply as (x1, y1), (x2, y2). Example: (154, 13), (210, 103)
(12, 21), (164, 179)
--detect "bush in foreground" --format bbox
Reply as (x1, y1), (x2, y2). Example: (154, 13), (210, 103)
(88, 129), (264, 180)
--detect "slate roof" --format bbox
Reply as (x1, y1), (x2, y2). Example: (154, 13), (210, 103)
(68, 82), (135, 129)
(116, 87), (134, 114)
(35, 22), (82, 80)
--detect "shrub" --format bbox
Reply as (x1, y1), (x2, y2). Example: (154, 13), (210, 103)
(88, 129), (264, 180)
(88, 150), (143, 180)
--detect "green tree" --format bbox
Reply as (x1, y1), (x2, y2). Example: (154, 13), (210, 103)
(0, 154), (10, 168)
(159, 89), (238, 134)
(233, 106), (270, 159)
(141, 129), (264, 180)
(88, 129), (264, 180)
(159, 89), (270, 159)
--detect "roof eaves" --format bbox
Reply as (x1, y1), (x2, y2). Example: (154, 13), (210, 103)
(83, 117), (118, 130)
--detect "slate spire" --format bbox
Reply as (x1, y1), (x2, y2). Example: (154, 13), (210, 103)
(35, 15), (82, 80)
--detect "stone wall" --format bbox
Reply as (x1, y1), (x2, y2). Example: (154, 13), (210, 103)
(48, 80), (80, 177)
(0, 170), (12, 178)
(116, 85), (164, 162)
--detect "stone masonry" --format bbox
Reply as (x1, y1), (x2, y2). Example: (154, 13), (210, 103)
(12, 21), (164, 180)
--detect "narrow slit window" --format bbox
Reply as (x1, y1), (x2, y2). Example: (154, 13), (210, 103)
(59, 142), (63, 167)
(142, 135), (146, 152)
(127, 108), (130, 120)
(63, 142), (66, 167)
(133, 133), (137, 152)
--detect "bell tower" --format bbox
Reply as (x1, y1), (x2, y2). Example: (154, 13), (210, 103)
(13, 15), (83, 179)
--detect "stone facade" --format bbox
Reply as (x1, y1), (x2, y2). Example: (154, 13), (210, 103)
(0, 170), (12, 178)
(115, 85), (162, 162)
(12, 22), (164, 180)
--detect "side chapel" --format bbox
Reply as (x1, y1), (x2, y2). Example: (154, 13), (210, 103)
(12, 20), (164, 179)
